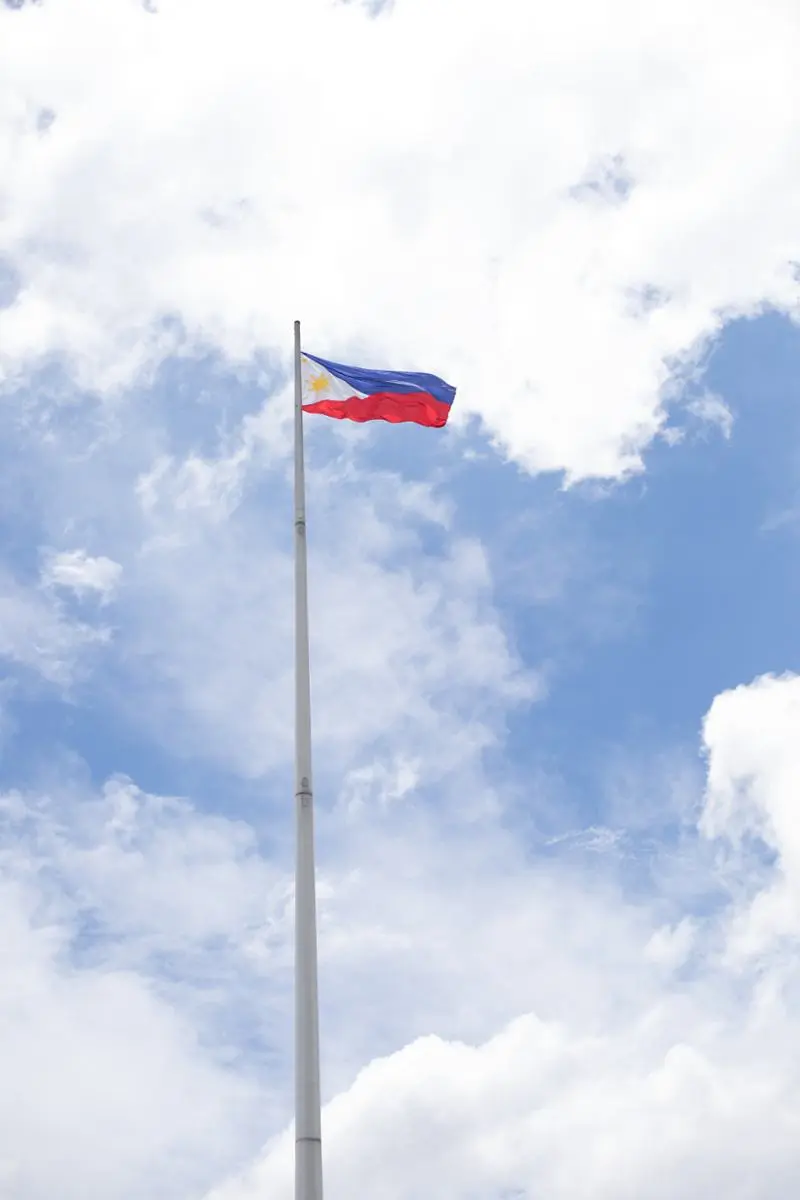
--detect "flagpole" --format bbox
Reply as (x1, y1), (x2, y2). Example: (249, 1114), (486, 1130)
(294, 319), (323, 1200)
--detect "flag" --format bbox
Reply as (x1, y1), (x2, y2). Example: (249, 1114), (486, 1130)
(301, 351), (456, 429)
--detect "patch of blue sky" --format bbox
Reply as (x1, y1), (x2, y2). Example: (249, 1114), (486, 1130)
(502, 313), (800, 814)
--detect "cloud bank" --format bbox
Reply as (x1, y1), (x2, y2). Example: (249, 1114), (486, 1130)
(2, 0), (800, 478)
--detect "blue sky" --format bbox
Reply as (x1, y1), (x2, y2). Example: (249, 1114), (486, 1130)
(3, 2), (800, 1199)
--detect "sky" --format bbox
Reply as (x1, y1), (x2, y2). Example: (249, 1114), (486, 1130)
(2, 0), (800, 1197)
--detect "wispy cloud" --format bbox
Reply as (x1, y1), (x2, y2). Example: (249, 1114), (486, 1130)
(41, 547), (122, 601)
(0, 567), (110, 685)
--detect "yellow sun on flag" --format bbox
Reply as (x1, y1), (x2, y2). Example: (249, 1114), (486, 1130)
(308, 368), (330, 395)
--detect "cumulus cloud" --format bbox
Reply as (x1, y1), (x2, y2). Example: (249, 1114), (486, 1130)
(1, 632), (800, 1200)
(701, 672), (800, 957)
(0, 779), (269, 1200)
(206, 673), (800, 1200)
(209, 1010), (800, 1200)
(2, 0), (800, 478)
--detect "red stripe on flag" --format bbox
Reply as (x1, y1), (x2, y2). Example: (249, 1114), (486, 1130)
(302, 391), (450, 429)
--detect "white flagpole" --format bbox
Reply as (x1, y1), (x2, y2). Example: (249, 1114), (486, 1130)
(294, 319), (323, 1200)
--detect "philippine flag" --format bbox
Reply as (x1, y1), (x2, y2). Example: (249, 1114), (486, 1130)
(301, 352), (456, 429)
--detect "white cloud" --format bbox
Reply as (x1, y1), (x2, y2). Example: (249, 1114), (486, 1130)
(4, 5), (800, 1197)
(687, 391), (734, 439)
(1, 0), (800, 479)
(206, 673), (800, 1200)
(93, 419), (536, 777)
(3, 668), (800, 1199)
(19, 775), (283, 963)
(41, 547), (122, 600)
(0, 780), (270, 1200)
(701, 672), (800, 957)
(210, 1006), (800, 1200)
(0, 566), (109, 684)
